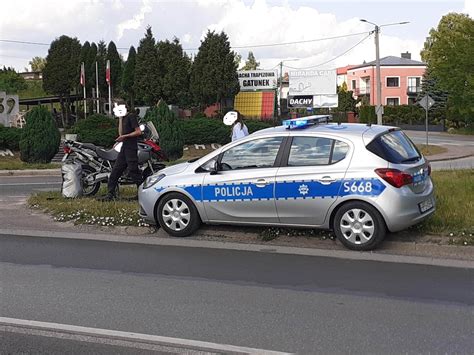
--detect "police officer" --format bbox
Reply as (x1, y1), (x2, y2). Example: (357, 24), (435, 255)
(101, 98), (142, 201)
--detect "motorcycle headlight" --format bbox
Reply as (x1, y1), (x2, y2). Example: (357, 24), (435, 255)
(143, 173), (166, 190)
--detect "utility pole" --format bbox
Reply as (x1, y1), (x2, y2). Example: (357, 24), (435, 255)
(360, 19), (409, 125)
(374, 25), (383, 125)
(279, 61), (283, 118)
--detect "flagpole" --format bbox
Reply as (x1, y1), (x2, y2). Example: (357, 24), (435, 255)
(95, 61), (100, 114)
(106, 59), (112, 116)
(82, 62), (86, 120)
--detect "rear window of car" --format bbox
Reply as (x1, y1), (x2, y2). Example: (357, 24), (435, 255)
(366, 130), (421, 164)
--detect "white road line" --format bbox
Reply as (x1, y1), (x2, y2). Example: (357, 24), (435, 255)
(0, 317), (290, 355)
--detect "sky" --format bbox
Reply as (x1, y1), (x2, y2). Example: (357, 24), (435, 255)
(0, 0), (472, 74)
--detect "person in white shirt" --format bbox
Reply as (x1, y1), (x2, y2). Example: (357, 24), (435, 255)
(231, 111), (249, 141)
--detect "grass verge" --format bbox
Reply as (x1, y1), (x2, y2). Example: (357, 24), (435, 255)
(28, 170), (473, 245)
(28, 186), (149, 227)
(416, 144), (447, 156)
(0, 154), (61, 170)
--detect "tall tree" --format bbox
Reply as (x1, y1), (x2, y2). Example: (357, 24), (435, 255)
(134, 26), (161, 106)
(421, 13), (474, 125)
(0, 67), (27, 93)
(96, 40), (108, 97)
(122, 46), (136, 109)
(42, 35), (81, 126)
(106, 41), (123, 97)
(241, 51), (260, 70)
(190, 30), (239, 108)
(337, 84), (359, 113)
(28, 57), (47, 72)
(156, 38), (192, 107)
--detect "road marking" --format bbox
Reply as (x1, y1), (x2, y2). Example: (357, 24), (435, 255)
(0, 317), (290, 354)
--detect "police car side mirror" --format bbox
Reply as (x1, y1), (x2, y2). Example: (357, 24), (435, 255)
(210, 161), (220, 175)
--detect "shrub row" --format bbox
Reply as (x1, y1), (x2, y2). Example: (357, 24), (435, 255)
(71, 114), (118, 148)
(359, 105), (427, 125)
(0, 125), (22, 151)
(181, 118), (275, 145)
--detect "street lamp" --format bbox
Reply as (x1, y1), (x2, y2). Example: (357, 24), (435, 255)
(360, 19), (409, 125)
(278, 58), (299, 118)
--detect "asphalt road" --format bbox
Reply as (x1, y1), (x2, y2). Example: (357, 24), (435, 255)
(1, 234), (473, 354)
(405, 130), (474, 147)
(0, 175), (61, 196)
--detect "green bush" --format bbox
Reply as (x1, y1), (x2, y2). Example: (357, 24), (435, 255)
(359, 105), (426, 125)
(0, 126), (22, 151)
(19, 106), (60, 163)
(180, 118), (275, 145)
(71, 114), (117, 148)
(146, 101), (184, 160)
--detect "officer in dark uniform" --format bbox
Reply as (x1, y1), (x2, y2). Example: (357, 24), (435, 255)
(102, 99), (142, 201)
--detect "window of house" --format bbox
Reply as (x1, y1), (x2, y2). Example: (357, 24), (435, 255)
(386, 97), (400, 106)
(408, 97), (416, 105)
(351, 80), (356, 90)
(386, 77), (399, 87)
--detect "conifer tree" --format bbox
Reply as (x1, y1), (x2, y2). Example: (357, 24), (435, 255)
(19, 106), (60, 163)
(134, 26), (161, 106)
(122, 46), (136, 109)
(106, 41), (123, 97)
(190, 30), (239, 108)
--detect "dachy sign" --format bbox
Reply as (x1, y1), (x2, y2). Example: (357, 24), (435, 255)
(288, 95), (313, 108)
(289, 69), (337, 95)
(238, 70), (278, 91)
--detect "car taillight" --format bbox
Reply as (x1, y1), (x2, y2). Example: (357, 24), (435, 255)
(63, 146), (72, 154)
(375, 168), (413, 188)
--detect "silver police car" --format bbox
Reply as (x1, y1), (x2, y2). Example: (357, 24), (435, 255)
(139, 115), (435, 250)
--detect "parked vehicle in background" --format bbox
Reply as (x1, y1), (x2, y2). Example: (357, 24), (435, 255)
(139, 115), (435, 251)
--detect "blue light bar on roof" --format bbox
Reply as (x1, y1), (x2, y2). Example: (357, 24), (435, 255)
(282, 115), (332, 129)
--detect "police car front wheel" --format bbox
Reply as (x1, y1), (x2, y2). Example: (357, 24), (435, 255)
(156, 193), (201, 237)
(333, 201), (386, 251)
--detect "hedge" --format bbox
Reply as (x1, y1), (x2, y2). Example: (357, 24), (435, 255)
(0, 126), (22, 151)
(71, 114), (117, 148)
(359, 105), (426, 125)
(181, 118), (275, 145)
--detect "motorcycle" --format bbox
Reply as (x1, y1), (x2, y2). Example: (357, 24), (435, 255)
(62, 121), (166, 196)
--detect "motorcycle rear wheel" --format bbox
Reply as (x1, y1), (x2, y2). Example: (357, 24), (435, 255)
(82, 165), (101, 196)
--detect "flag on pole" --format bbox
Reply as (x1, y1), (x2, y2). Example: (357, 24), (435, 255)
(106, 60), (111, 86)
(80, 62), (85, 87)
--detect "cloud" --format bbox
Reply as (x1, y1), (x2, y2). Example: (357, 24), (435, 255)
(116, 0), (152, 41)
(463, 0), (473, 16)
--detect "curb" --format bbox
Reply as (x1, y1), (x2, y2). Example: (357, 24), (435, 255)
(428, 154), (474, 162)
(1, 228), (473, 269)
(0, 169), (61, 177)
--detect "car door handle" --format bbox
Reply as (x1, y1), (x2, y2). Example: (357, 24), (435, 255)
(319, 176), (336, 184)
(255, 179), (268, 188)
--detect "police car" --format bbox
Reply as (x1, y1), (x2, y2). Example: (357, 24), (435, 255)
(138, 115), (435, 250)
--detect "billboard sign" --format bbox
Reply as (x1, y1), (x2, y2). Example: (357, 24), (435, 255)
(289, 69), (337, 95)
(238, 70), (278, 91)
(287, 95), (313, 108)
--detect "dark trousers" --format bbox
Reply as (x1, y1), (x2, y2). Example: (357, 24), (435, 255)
(107, 147), (141, 195)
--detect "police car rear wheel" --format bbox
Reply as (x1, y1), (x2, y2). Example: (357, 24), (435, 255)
(157, 193), (200, 237)
(333, 201), (386, 251)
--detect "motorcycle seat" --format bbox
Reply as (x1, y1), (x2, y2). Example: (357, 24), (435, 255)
(82, 143), (98, 151)
(96, 148), (118, 161)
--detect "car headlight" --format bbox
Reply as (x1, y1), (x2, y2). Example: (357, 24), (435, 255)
(143, 173), (166, 189)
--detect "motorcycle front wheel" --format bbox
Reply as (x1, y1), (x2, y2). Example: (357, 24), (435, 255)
(82, 165), (101, 196)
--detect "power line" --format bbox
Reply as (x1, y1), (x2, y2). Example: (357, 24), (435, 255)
(283, 33), (372, 70)
(2, 31), (369, 52)
(181, 31), (368, 51)
(0, 39), (49, 46)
